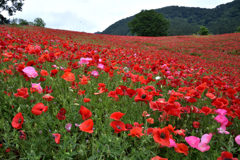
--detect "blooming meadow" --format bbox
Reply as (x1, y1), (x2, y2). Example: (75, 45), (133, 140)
(0, 25), (240, 160)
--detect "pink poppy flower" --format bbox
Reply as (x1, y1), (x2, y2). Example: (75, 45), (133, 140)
(97, 63), (104, 69)
(185, 136), (200, 148)
(200, 133), (212, 144)
(235, 135), (240, 145)
(22, 66), (38, 78)
(217, 126), (229, 134)
(166, 138), (177, 148)
(79, 57), (92, 65)
(65, 123), (72, 132)
(214, 115), (228, 126)
(91, 70), (99, 77)
(215, 109), (227, 115)
(196, 143), (210, 152)
(31, 83), (43, 92)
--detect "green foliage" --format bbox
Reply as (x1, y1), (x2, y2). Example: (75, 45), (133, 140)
(18, 18), (29, 25)
(198, 26), (209, 35)
(33, 18), (46, 27)
(0, 0), (24, 20)
(236, 26), (240, 32)
(101, 0), (240, 36)
(128, 10), (169, 37)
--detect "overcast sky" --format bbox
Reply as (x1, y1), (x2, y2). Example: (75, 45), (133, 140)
(1, 0), (234, 33)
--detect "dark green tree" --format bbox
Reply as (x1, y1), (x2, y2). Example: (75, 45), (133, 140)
(18, 18), (28, 25)
(198, 26), (209, 35)
(128, 10), (169, 36)
(34, 18), (46, 27)
(237, 26), (240, 32)
(0, 0), (24, 23)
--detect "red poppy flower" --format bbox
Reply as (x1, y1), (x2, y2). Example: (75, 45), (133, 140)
(56, 108), (66, 120)
(52, 133), (61, 144)
(27, 60), (36, 66)
(192, 121), (200, 129)
(174, 143), (188, 156)
(200, 106), (212, 115)
(126, 88), (136, 98)
(5, 148), (10, 152)
(43, 86), (53, 94)
(42, 94), (54, 101)
(134, 88), (153, 104)
(79, 119), (94, 133)
(151, 156), (168, 160)
(115, 88), (124, 96)
(128, 127), (144, 138)
(205, 93), (216, 100)
(39, 77), (46, 81)
(110, 112), (125, 121)
(79, 106), (92, 120)
(83, 98), (91, 103)
(217, 151), (238, 160)
(147, 118), (154, 124)
(50, 69), (58, 77)
(79, 75), (89, 85)
(125, 124), (133, 131)
(31, 103), (48, 115)
(40, 70), (49, 76)
(19, 130), (26, 140)
(108, 91), (119, 101)
(12, 112), (24, 129)
(110, 121), (126, 133)
(61, 72), (75, 82)
(153, 127), (170, 146)
(14, 87), (29, 99)
(77, 90), (86, 95)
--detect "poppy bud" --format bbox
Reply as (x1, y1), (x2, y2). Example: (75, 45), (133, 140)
(79, 149), (84, 156)
(106, 149), (111, 158)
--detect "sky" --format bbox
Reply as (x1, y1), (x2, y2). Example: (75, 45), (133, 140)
(1, 0), (234, 33)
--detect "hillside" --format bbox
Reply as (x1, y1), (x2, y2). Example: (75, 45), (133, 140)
(100, 0), (240, 36)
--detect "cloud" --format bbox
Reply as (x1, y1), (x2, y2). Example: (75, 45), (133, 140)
(42, 11), (97, 32)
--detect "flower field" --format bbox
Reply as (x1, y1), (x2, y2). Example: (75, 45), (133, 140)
(1, 25), (240, 160)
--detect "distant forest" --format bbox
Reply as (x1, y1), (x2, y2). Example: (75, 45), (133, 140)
(100, 0), (240, 36)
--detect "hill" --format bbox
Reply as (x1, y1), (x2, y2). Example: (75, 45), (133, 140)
(100, 0), (240, 36)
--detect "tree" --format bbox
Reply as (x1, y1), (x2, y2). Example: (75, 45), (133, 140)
(18, 18), (28, 25)
(33, 18), (46, 27)
(236, 26), (240, 32)
(198, 26), (209, 35)
(0, 0), (24, 24)
(128, 10), (169, 37)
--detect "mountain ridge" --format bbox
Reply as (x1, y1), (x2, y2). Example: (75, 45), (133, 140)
(100, 0), (240, 36)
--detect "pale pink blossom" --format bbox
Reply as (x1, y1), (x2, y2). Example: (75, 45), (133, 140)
(91, 70), (99, 77)
(235, 135), (240, 145)
(214, 115), (228, 126)
(22, 66), (38, 78)
(97, 63), (104, 69)
(217, 125), (230, 134)
(200, 133), (212, 144)
(196, 143), (210, 152)
(215, 109), (227, 115)
(79, 57), (92, 65)
(51, 65), (57, 68)
(185, 136), (200, 148)
(168, 138), (177, 148)
(31, 83), (43, 92)
(65, 123), (72, 132)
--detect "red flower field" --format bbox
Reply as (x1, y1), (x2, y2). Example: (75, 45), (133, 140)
(0, 25), (240, 159)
